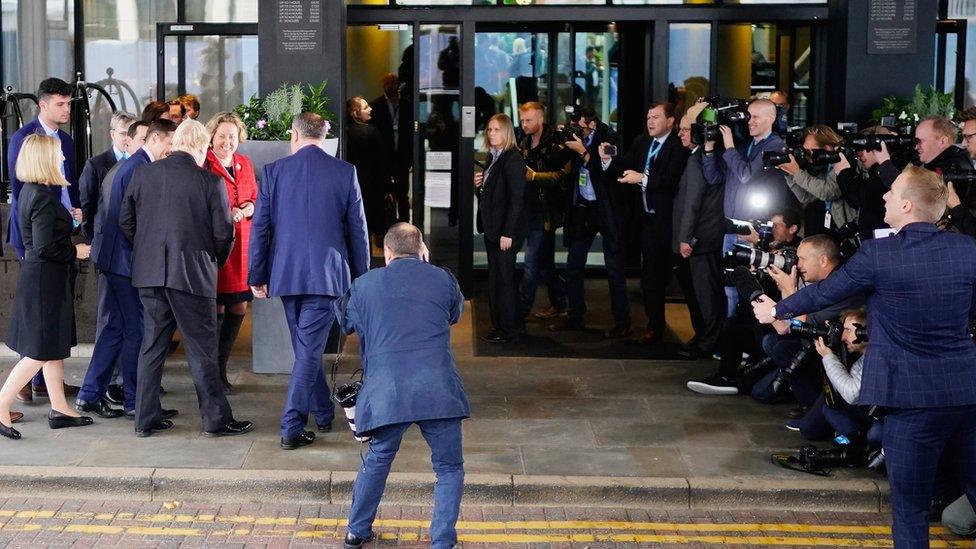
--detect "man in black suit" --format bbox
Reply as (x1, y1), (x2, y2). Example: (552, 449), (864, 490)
(119, 119), (252, 439)
(602, 102), (690, 346)
(80, 111), (136, 243)
(370, 73), (409, 221)
(671, 108), (725, 359)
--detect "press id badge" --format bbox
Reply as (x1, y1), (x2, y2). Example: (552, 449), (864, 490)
(578, 170), (588, 187)
(823, 200), (832, 229)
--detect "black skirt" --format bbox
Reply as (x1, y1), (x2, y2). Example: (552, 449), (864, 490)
(6, 260), (77, 361)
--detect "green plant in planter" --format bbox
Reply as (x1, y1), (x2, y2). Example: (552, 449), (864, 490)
(870, 85), (956, 126)
(235, 81), (335, 141)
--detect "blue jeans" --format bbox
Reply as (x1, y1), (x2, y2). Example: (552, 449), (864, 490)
(348, 418), (464, 548)
(78, 272), (142, 412)
(519, 215), (565, 317)
(279, 295), (336, 438)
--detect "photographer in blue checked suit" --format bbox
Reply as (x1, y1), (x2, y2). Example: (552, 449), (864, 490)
(753, 165), (976, 549)
(336, 223), (469, 549)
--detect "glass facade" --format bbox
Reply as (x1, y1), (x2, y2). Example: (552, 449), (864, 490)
(2, 0), (75, 97)
(668, 22), (711, 116)
(949, 0), (976, 107)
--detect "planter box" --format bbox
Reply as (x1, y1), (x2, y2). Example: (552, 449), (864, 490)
(236, 138), (340, 374)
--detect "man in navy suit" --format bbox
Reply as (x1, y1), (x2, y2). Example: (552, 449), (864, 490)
(754, 165), (976, 548)
(75, 119), (176, 418)
(338, 223), (469, 549)
(249, 112), (370, 450)
(7, 77), (81, 404)
(79, 111), (136, 243)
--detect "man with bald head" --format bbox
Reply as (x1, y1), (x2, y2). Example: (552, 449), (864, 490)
(701, 98), (791, 315)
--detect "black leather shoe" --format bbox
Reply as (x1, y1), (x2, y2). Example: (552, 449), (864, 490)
(48, 410), (94, 430)
(317, 423), (333, 433)
(344, 532), (374, 548)
(104, 384), (124, 405)
(281, 430), (315, 450)
(203, 419), (253, 438)
(76, 397), (124, 418)
(0, 422), (21, 440)
(125, 408), (178, 420)
(135, 419), (174, 438)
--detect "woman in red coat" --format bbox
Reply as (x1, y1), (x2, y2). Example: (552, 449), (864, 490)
(204, 112), (257, 394)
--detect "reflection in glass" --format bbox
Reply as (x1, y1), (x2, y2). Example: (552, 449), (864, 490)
(164, 35), (259, 121)
(1, 1), (75, 94)
(574, 31), (618, 128)
(184, 0), (258, 22)
(474, 32), (548, 131)
(668, 23), (711, 117)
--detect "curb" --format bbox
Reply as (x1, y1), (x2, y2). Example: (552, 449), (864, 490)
(0, 466), (885, 511)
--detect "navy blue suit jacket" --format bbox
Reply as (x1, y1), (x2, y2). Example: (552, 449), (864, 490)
(79, 147), (119, 243)
(94, 149), (150, 278)
(248, 145), (370, 297)
(337, 257), (470, 434)
(776, 222), (976, 408)
(6, 119), (78, 258)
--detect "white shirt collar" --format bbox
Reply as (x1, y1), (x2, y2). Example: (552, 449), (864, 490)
(141, 146), (155, 162)
(38, 118), (59, 136)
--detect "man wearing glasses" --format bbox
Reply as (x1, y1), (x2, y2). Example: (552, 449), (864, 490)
(960, 108), (976, 167)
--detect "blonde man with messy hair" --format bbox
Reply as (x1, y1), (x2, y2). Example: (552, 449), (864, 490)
(170, 118), (211, 163)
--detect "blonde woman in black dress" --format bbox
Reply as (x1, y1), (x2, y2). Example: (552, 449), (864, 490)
(0, 134), (93, 439)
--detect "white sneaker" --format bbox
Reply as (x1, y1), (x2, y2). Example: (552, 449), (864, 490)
(687, 375), (739, 396)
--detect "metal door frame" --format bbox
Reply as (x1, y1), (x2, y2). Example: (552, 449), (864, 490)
(155, 22), (258, 102)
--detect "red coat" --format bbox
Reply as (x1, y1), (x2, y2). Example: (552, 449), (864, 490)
(205, 149), (258, 294)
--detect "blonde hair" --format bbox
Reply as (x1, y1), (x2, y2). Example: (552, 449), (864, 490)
(204, 111), (247, 144)
(483, 114), (517, 152)
(171, 118), (211, 153)
(899, 164), (948, 222)
(16, 134), (68, 187)
(920, 116), (958, 143)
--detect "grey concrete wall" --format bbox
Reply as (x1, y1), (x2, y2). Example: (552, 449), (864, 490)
(0, 203), (100, 344)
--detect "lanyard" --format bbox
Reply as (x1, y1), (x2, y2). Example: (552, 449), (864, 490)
(643, 139), (662, 174)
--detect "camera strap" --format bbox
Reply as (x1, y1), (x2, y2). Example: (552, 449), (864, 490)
(330, 291), (364, 403)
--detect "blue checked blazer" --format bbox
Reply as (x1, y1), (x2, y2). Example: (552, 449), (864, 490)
(776, 222), (976, 408)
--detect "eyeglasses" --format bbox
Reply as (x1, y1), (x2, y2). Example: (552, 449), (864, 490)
(963, 131), (976, 142)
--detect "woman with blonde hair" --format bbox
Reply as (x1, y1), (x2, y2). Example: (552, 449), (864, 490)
(474, 113), (526, 344)
(204, 111), (257, 393)
(1, 134), (93, 439)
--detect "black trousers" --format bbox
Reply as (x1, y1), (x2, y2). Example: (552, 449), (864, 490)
(564, 203), (630, 328)
(485, 238), (521, 339)
(639, 212), (672, 334)
(674, 251), (725, 353)
(135, 287), (232, 432)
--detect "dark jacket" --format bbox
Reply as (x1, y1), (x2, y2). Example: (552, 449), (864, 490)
(518, 126), (573, 230)
(564, 121), (622, 243)
(248, 144), (370, 298)
(79, 147), (119, 243)
(476, 148), (526, 243)
(701, 133), (790, 220)
(672, 148), (725, 254)
(926, 145), (976, 210)
(836, 161), (900, 241)
(6, 118), (78, 258)
(777, 222), (976, 408)
(337, 257), (470, 435)
(119, 151), (234, 298)
(346, 121), (393, 235)
(95, 149), (150, 278)
(369, 94), (399, 157)
(606, 130), (689, 238)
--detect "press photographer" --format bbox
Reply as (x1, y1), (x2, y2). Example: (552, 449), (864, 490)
(336, 223), (469, 549)
(752, 165), (976, 547)
(915, 116), (973, 177)
(516, 102), (573, 323)
(961, 107), (976, 164)
(773, 125), (856, 237)
(749, 235), (864, 412)
(836, 126), (909, 240)
(550, 106), (631, 337)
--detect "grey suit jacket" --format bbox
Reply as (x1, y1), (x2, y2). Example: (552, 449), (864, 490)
(672, 149), (725, 255)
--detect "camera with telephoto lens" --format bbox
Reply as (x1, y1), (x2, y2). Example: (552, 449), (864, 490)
(771, 441), (867, 476)
(552, 123), (585, 145)
(845, 133), (916, 152)
(724, 244), (798, 274)
(770, 319), (843, 394)
(831, 221), (861, 260)
(726, 218), (775, 250)
(943, 167), (976, 205)
(334, 381), (371, 443)
(690, 123), (721, 146)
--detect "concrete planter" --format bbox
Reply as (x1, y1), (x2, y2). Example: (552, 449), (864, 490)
(236, 137), (339, 374)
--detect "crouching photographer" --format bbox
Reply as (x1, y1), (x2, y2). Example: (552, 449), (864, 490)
(749, 235), (864, 414)
(770, 125), (856, 238)
(336, 223), (470, 549)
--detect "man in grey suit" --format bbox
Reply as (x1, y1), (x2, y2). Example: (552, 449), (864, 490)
(120, 119), (253, 438)
(672, 106), (726, 360)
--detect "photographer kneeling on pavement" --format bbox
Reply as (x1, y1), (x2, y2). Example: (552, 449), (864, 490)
(750, 235), (864, 414)
(752, 165), (976, 548)
(337, 223), (470, 549)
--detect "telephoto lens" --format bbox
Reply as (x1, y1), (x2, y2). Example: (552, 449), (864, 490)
(334, 381), (371, 443)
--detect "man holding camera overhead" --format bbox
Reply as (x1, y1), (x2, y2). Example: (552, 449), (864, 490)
(753, 166), (976, 549)
(701, 98), (793, 316)
(601, 102), (689, 346)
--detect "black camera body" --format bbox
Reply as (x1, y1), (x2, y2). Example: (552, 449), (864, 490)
(553, 124), (585, 145)
(705, 95), (751, 126)
(943, 167), (976, 204)
(846, 133), (916, 152)
(690, 123), (721, 146)
(788, 319), (844, 347)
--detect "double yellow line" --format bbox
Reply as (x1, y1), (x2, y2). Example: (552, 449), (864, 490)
(0, 510), (968, 547)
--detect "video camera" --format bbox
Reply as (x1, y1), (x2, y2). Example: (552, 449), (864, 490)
(704, 95), (751, 125)
(552, 123), (586, 145)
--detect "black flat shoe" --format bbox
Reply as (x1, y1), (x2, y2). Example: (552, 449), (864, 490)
(203, 419), (253, 438)
(48, 411), (94, 430)
(344, 532), (374, 548)
(76, 397), (124, 418)
(0, 422), (21, 440)
(135, 419), (174, 438)
(281, 430), (315, 450)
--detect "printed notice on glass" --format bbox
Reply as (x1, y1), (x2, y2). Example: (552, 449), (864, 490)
(425, 172), (452, 209)
(277, 0), (322, 55)
(867, 0), (917, 54)
(426, 151), (452, 171)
